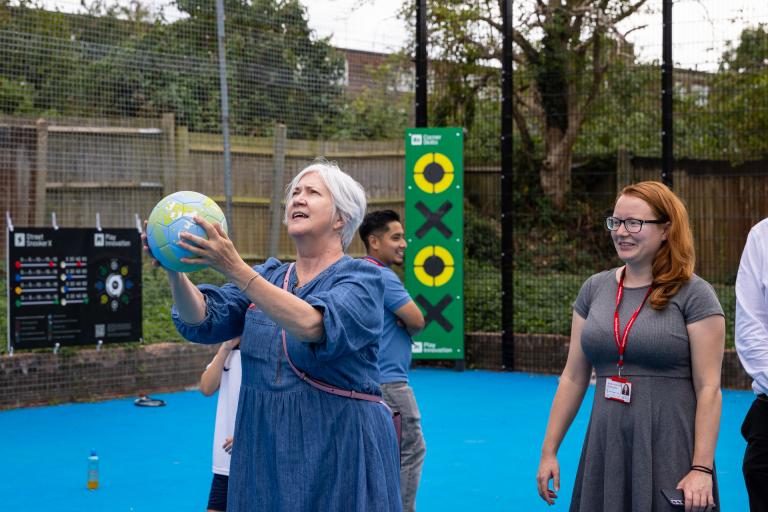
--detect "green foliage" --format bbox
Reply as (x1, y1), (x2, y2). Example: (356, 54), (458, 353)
(464, 201), (500, 264)
(721, 24), (768, 73)
(464, 260), (736, 347)
(0, 77), (34, 114)
(397, 0), (502, 163)
(513, 271), (584, 335)
(141, 262), (226, 343)
(576, 23), (768, 162)
(575, 61), (660, 157)
(0, 258), (738, 355)
(331, 55), (413, 140)
(714, 282), (736, 348)
(464, 261), (588, 338)
(464, 95), (501, 165)
(464, 259), (500, 331)
(0, 0), (345, 138)
(510, 153), (617, 274)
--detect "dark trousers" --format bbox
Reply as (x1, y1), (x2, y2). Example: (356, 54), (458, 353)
(742, 397), (768, 511)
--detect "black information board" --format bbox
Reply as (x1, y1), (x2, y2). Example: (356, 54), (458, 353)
(6, 228), (142, 350)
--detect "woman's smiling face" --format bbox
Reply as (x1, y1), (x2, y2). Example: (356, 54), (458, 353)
(611, 194), (668, 268)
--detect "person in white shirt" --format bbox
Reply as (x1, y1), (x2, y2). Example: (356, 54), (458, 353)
(200, 337), (242, 512)
(736, 218), (768, 510)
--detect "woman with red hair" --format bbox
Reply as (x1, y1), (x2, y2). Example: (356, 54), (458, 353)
(536, 181), (725, 511)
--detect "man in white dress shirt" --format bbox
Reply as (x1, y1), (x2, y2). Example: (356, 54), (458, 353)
(736, 218), (768, 510)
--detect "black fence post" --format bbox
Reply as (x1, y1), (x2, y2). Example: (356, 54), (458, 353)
(415, 0), (428, 127)
(501, 0), (515, 370)
(662, 0), (673, 188)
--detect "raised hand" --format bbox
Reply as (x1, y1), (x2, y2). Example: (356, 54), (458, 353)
(176, 216), (249, 280)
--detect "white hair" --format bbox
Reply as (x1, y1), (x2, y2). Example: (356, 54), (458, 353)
(284, 159), (367, 250)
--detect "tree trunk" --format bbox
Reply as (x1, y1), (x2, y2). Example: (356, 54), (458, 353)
(540, 125), (572, 209)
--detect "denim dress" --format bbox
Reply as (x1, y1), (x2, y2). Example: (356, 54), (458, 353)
(173, 256), (402, 512)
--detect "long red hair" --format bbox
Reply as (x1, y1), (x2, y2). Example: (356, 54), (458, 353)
(619, 181), (695, 310)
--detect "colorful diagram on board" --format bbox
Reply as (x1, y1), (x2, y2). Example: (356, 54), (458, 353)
(94, 258), (135, 313)
(7, 228), (142, 351)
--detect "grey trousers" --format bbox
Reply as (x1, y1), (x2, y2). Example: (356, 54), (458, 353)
(382, 382), (426, 512)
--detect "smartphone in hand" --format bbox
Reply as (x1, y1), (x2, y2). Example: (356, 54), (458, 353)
(660, 488), (684, 508)
(660, 488), (717, 511)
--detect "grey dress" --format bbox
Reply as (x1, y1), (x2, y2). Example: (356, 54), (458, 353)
(570, 269), (724, 512)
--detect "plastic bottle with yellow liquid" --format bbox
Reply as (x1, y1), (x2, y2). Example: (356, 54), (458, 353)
(87, 450), (99, 490)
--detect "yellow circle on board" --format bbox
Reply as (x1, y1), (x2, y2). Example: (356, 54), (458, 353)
(413, 245), (455, 287)
(413, 152), (454, 194)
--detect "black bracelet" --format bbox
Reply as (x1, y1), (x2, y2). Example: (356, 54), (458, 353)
(690, 465), (713, 475)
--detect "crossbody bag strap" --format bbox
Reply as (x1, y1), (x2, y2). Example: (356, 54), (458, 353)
(280, 263), (391, 410)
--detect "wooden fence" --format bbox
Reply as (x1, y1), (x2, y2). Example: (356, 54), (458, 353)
(1, 114), (406, 259)
(619, 152), (768, 282)
(7, 115), (763, 283)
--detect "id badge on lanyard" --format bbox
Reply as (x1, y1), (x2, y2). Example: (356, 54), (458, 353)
(605, 270), (652, 405)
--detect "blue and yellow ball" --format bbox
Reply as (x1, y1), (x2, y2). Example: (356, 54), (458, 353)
(146, 191), (228, 272)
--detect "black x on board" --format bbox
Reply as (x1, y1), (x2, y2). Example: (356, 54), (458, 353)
(415, 294), (453, 332)
(415, 201), (453, 239)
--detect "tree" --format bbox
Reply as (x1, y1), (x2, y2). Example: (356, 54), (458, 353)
(511, 0), (648, 207)
(721, 24), (768, 73)
(331, 54), (414, 140)
(399, 0), (502, 165)
(404, 1), (648, 207)
(0, 0), (345, 138)
(704, 24), (768, 162)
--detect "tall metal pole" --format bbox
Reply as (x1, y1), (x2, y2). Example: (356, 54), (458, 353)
(661, 0), (673, 187)
(216, 0), (235, 238)
(501, 0), (514, 370)
(415, 0), (428, 127)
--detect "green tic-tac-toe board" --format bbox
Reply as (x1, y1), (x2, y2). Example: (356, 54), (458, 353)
(404, 127), (464, 360)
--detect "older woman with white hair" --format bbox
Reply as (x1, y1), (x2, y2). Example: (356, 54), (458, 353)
(150, 160), (402, 511)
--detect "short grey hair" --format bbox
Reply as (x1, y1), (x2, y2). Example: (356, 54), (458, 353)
(284, 159), (367, 250)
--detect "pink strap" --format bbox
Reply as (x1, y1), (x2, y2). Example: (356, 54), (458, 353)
(280, 263), (392, 411)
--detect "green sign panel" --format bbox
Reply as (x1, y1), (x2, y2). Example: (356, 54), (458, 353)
(405, 127), (464, 360)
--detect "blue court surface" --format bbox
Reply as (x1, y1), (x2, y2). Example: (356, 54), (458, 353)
(0, 369), (752, 511)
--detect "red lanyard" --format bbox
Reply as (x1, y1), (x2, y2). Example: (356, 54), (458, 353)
(363, 256), (384, 267)
(613, 270), (652, 376)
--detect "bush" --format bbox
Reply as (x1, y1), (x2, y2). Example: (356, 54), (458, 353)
(465, 261), (583, 336)
(465, 259), (501, 331)
(713, 283), (735, 348)
(141, 263), (226, 343)
(464, 202), (501, 265)
(0, 259), (737, 354)
(463, 261), (737, 348)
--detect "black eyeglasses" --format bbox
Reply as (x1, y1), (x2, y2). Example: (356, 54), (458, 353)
(605, 216), (667, 233)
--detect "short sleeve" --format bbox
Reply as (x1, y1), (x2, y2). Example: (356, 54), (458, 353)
(381, 267), (411, 312)
(572, 275), (595, 320)
(172, 258), (283, 344)
(302, 260), (384, 361)
(681, 276), (725, 325)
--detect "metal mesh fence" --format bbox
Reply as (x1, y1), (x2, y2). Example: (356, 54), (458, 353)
(0, 0), (411, 351)
(3, 0), (768, 370)
(503, 0), (768, 361)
